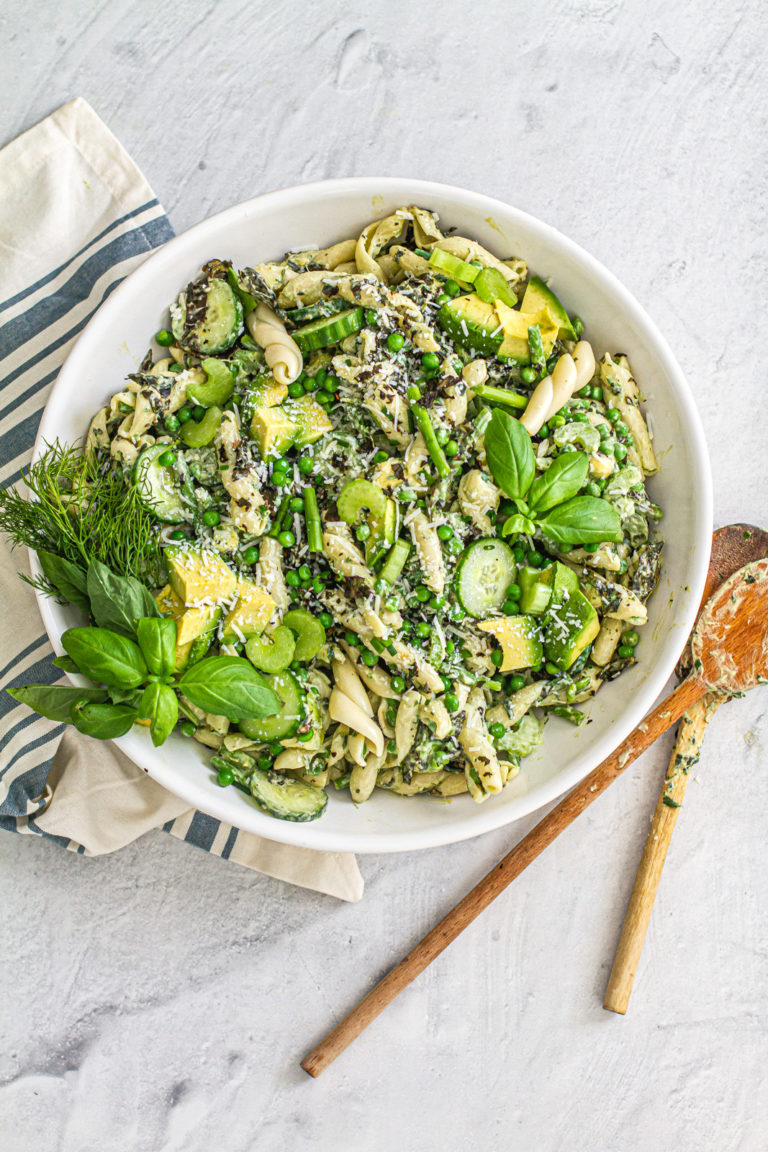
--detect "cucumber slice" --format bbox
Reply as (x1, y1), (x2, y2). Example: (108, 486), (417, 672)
(245, 625), (296, 674)
(282, 609), (326, 662)
(437, 296), (503, 357)
(428, 248), (480, 284)
(475, 267), (517, 308)
(455, 539), (517, 617)
(247, 769), (328, 822)
(132, 443), (188, 523)
(286, 297), (351, 323)
(237, 670), (303, 741)
(171, 276), (244, 354)
(292, 308), (364, 352)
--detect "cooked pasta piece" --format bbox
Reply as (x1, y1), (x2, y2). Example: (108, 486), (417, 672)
(408, 510), (445, 593)
(329, 687), (384, 756)
(246, 303), (302, 385)
(459, 688), (503, 800)
(216, 412), (270, 535)
(599, 354), (658, 475)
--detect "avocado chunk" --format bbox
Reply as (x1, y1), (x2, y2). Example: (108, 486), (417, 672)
(176, 603), (222, 648)
(494, 301), (559, 364)
(221, 579), (276, 642)
(251, 405), (297, 458)
(437, 294), (503, 357)
(543, 587), (599, 670)
(478, 614), (543, 672)
(521, 275), (576, 341)
(167, 547), (238, 605)
(247, 374), (288, 410)
(283, 394), (333, 448)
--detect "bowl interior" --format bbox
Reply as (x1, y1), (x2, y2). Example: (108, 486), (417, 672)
(34, 178), (711, 853)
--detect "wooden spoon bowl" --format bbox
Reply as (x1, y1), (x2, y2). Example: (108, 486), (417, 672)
(692, 558), (768, 693)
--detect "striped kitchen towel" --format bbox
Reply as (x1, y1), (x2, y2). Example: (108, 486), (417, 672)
(0, 98), (363, 901)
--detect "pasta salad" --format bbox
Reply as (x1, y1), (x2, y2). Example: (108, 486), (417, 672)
(6, 205), (663, 824)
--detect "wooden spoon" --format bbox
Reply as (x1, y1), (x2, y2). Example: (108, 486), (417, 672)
(302, 559), (768, 1077)
(604, 524), (768, 1014)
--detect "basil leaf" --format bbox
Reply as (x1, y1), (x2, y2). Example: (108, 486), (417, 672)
(538, 496), (623, 546)
(62, 627), (148, 688)
(86, 560), (159, 639)
(7, 683), (107, 723)
(71, 701), (138, 740)
(527, 324), (545, 372)
(138, 681), (179, 747)
(136, 617), (177, 679)
(52, 655), (80, 674)
(501, 513), (536, 537)
(528, 452), (589, 514)
(177, 656), (280, 721)
(484, 409), (536, 501)
(37, 551), (90, 611)
(108, 685), (144, 707)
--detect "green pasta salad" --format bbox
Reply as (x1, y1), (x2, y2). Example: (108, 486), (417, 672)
(2, 205), (663, 823)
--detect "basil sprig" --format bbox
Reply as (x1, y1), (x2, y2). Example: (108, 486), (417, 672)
(62, 627), (148, 688)
(138, 681), (179, 747)
(37, 551), (90, 612)
(484, 410), (621, 547)
(177, 657), (280, 721)
(86, 559), (160, 638)
(136, 617), (177, 679)
(6, 683), (108, 722)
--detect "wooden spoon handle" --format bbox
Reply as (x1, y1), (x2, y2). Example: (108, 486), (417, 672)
(301, 673), (706, 1077)
(603, 692), (726, 1014)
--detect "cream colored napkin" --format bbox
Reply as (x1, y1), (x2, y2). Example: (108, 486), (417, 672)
(0, 98), (363, 902)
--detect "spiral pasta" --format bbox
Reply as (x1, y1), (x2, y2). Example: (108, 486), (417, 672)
(519, 340), (596, 436)
(246, 303), (303, 386)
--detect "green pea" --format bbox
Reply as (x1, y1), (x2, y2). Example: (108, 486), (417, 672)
(583, 542), (600, 553)
(159, 450), (175, 467)
(319, 611), (333, 629)
(344, 630), (359, 647)
(527, 550), (544, 568)
(590, 384), (603, 400)
(272, 470), (288, 487)
(415, 621), (431, 638)
(444, 440), (459, 457)
(315, 369), (327, 385)
(323, 374), (339, 394)
(435, 426), (450, 446)
(577, 384), (591, 398)
(585, 481), (602, 498)
(491, 649), (504, 668)
(436, 293), (449, 304)
(177, 405), (192, 424)
(269, 741), (283, 756)
(289, 496), (304, 512)
(312, 576), (324, 594)
(617, 645), (634, 660)
(298, 564), (312, 582)
(356, 524), (371, 542)
(550, 414), (566, 428)
(373, 450), (389, 464)
(316, 391), (333, 408)
(545, 661), (560, 676)
(506, 582), (521, 601)
(538, 423), (549, 437)
(501, 599), (518, 615)
(509, 674), (526, 692)
(164, 414), (180, 433)
(297, 729), (314, 742)
(365, 309), (378, 326)
(303, 375), (318, 392)
(489, 721), (505, 739)
(622, 630), (639, 647)
(572, 316), (584, 337)
(421, 352), (440, 370)
(278, 530), (295, 548)
(287, 380), (305, 398)
(444, 692), (459, 712)
(437, 524), (453, 541)
(298, 456), (313, 475)
(285, 571), (300, 587)
(257, 754), (272, 771)
(444, 280), (461, 297)
(217, 767), (234, 787)
(202, 509), (220, 527)
(387, 331), (405, 352)
(192, 405), (206, 421)
(414, 585), (431, 602)
(155, 328), (175, 346)
(606, 407), (620, 423)
(429, 595), (445, 610)
(390, 675), (406, 694)
(520, 366), (537, 384)
(361, 649), (379, 667)
(243, 546), (259, 565)
(180, 720), (195, 737)
(169, 529), (186, 541)
(614, 444), (627, 461)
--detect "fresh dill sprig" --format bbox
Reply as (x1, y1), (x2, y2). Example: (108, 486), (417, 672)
(0, 441), (162, 581)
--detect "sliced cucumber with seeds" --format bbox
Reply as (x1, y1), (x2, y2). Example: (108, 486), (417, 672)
(171, 276), (243, 354)
(286, 297), (351, 323)
(132, 443), (188, 523)
(292, 308), (364, 352)
(237, 670), (303, 741)
(455, 539), (517, 617)
(247, 769), (328, 822)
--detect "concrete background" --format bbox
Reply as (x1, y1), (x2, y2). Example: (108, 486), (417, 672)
(1, 1), (767, 1149)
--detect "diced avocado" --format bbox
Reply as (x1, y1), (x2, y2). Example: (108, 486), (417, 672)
(478, 614), (543, 672)
(283, 394), (333, 448)
(518, 565), (555, 615)
(436, 295), (503, 357)
(251, 405), (297, 458)
(521, 275), (576, 341)
(221, 579), (276, 642)
(167, 547), (238, 605)
(543, 587), (599, 670)
(494, 301), (558, 364)
(249, 374), (288, 409)
(552, 561), (579, 599)
(176, 604), (221, 648)
(155, 583), (184, 618)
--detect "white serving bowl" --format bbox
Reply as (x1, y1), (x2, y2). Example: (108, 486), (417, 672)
(34, 178), (712, 854)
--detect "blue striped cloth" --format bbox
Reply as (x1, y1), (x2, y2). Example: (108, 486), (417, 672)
(0, 99), (363, 899)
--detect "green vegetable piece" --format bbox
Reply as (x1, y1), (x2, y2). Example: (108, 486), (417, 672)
(172, 275), (243, 354)
(138, 681), (179, 746)
(484, 409), (536, 501)
(521, 275), (576, 341)
(378, 539), (411, 586)
(226, 266), (258, 316)
(537, 496), (622, 547)
(136, 617), (177, 679)
(245, 625), (296, 674)
(70, 701), (138, 739)
(7, 683), (108, 723)
(132, 443), (188, 523)
(474, 266), (517, 308)
(292, 308), (364, 352)
(437, 295), (503, 357)
(337, 479), (387, 526)
(527, 324), (546, 372)
(179, 405), (223, 448)
(213, 757), (328, 822)
(237, 670), (303, 742)
(282, 609), (327, 662)
(303, 487), (323, 553)
(428, 248), (480, 284)
(37, 551), (89, 611)
(543, 587), (600, 671)
(86, 560), (160, 639)
(176, 656), (280, 721)
(518, 565), (555, 615)
(527, 452), (589, 514)
(469, 384), (527, 411)
(62, 627), (148, 688)
(188, 358), (235, 408)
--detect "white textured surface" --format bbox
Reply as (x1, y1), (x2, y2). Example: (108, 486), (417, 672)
(2, 2), (767, 1149)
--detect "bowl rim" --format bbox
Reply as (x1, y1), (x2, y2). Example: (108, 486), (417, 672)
(33, 176), (713, 854)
